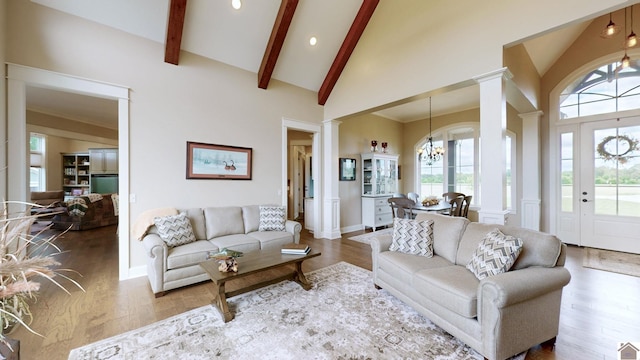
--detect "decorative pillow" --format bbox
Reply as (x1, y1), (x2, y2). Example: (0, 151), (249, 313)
(389, 218), (434, 257)
(466, 229), (523, 280)
(259, 206), (286, 231)
(154, 212), (197, 247)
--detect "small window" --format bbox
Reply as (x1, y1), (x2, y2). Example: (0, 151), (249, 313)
(30, 133), (46, 192)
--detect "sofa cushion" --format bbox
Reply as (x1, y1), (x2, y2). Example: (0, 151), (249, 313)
(390, 218), (434, 257)
(414, 265), (480, 318)
(204, 207), (245, 239)
(456, 222), (562, 270)
(247, 231), (294, 249)
(378, 251), (453, 285)
(178, 208), (206, 240)
(209, 234), (261, 253)
(166, 240), (218, 270)
(466, 229), (523, 280)
(259, 205), (286, 231)
(154, 212), (197, 247)
(242, 205), (261, 233)
(414, 213), (469, 263)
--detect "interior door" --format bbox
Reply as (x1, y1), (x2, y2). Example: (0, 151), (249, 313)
(580, 117), (640, 253)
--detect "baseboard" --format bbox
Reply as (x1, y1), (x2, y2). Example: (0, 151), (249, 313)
(341, 224), (364, 234)
(126, 265), (147, 280)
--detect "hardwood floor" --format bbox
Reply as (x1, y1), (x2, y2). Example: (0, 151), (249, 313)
(13, 225), (640, 360)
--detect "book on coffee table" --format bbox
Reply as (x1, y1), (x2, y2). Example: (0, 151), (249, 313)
(281, 244), (310, 255)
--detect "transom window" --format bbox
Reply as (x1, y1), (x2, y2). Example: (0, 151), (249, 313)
(559, 62), (640, 119)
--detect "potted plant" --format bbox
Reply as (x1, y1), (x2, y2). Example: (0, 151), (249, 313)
(0, 201), (84, 356)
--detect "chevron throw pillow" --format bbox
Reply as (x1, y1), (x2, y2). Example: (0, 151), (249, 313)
(154, 212), (197, 247)
(259, 206), (286, 231)
(466, 229), (523, 280)
(389, 218), (434, 257)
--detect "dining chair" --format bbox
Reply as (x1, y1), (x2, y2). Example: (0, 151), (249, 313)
(407, 192), (420, 203)
(442, 192), (465, 203)
(388, 197), (416, 219)
(461, 195), (472, 218)
(449, 196), (464, 217)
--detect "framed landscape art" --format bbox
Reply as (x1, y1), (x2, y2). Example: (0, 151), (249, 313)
(339, 158), (356, 181)
(186, 142), (252, 180)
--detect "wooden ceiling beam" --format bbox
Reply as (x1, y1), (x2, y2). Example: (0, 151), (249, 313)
(258, 0), (299, 89)
(164, 0), (188, 65)
(318, 0), (379, 105)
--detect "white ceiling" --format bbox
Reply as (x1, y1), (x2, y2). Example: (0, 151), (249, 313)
(25, 0), (596, 126)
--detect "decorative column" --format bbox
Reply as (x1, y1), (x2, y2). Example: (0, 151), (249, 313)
(473, 68), (512, 225)
(7, 77), (28, 211)
(322, 119), (342, 239)
(519, 111), (543, 230)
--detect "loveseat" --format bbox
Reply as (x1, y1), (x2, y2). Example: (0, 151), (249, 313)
(371, 213), (571, 360)
(141, 205), (301, 297)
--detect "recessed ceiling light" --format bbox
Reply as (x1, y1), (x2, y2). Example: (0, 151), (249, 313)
(231, 0), (241, 10)
(309, 36), (317, 46)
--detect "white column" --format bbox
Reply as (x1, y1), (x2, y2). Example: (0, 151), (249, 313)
(322, 119), (342, 239)
(519, 111), (543, 230)
(474, 68), (512, 225)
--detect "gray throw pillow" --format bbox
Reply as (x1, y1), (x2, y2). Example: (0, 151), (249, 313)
(389, 218), (434, 257)
(154, 212), (197, 247)
(466, 228), (523, 280)
(259, 205), (286, 231)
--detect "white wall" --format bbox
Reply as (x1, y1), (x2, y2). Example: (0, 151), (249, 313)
(0, 1), (6, 201)
(6, 1), (323, 270)
(323, 0), (625, 120)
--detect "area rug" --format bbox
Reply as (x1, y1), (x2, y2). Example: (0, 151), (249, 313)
(68, 262), (525, 360)
(583, 247), (640, 277)
(347, 227), (393, 245)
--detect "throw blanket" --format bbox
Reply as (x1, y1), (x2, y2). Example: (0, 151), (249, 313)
(66, 194), (104, 217)
(132, 207), (178, 241)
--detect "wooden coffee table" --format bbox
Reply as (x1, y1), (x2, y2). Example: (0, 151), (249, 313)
(199, 246), (320, 322)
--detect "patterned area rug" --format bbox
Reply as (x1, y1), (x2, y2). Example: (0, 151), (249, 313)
(68, 262), (526, 360)
(347, 228), (393, 245)
(583, 247), (640, 277)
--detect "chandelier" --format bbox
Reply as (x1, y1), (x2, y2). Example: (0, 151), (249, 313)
(417, 97), (444, 165)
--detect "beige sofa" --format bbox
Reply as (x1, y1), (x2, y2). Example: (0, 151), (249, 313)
(371, 213), (571, 360)
(142, 205), (301, 297)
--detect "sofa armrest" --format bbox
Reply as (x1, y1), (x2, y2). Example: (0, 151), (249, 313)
(141, 233), (167, 294)
(478, 266), (571, 359)
(479, 266), (571, 309)
(285, 220), (302, 244)
(370, 233), (393, 254)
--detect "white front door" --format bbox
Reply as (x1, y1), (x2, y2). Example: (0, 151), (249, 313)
(579, 117), (640, 253)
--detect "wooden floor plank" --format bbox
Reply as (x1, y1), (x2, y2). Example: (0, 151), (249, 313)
(10, 224), (640, 360)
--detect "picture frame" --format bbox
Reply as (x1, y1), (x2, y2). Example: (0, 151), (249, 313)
(71, 188), (83, 196)
(186, 142), (252, 180)
(339, 158), (356, 181)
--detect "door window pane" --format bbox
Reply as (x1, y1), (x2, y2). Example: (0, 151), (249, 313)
(561, 132), (574, 212)
(593, 126), (640, 217)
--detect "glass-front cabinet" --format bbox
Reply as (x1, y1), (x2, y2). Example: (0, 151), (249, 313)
(361, 153), (398, 196)
(361, 153), (398, 230)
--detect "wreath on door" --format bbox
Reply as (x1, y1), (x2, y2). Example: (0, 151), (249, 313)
(596, 134), (639, 164)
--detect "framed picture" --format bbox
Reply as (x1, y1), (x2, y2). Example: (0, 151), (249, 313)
(186, 142), (252, 180)
(339, 158), (356, 181)
(71, 188), (83, 196)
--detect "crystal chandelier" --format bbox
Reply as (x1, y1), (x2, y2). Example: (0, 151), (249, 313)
(417, 97), (445, 166)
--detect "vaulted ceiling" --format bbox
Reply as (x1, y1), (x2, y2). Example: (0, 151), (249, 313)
(26, 0), (600, 128)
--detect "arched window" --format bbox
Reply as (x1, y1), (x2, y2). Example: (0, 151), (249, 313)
(559, 62), (640, 119)
(416, 125), (516, 210)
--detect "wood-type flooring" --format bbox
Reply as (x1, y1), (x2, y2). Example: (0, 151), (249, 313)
(12, 224), (640, 360)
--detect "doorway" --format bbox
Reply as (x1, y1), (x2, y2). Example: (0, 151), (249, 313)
(7, 64), (131, 279)
(557, 117), (640, 253)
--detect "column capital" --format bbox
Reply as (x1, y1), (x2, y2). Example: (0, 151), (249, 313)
(322, 119), (342, 126)
(473, 67), (513, 83)
(518, 110), (544, 120)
